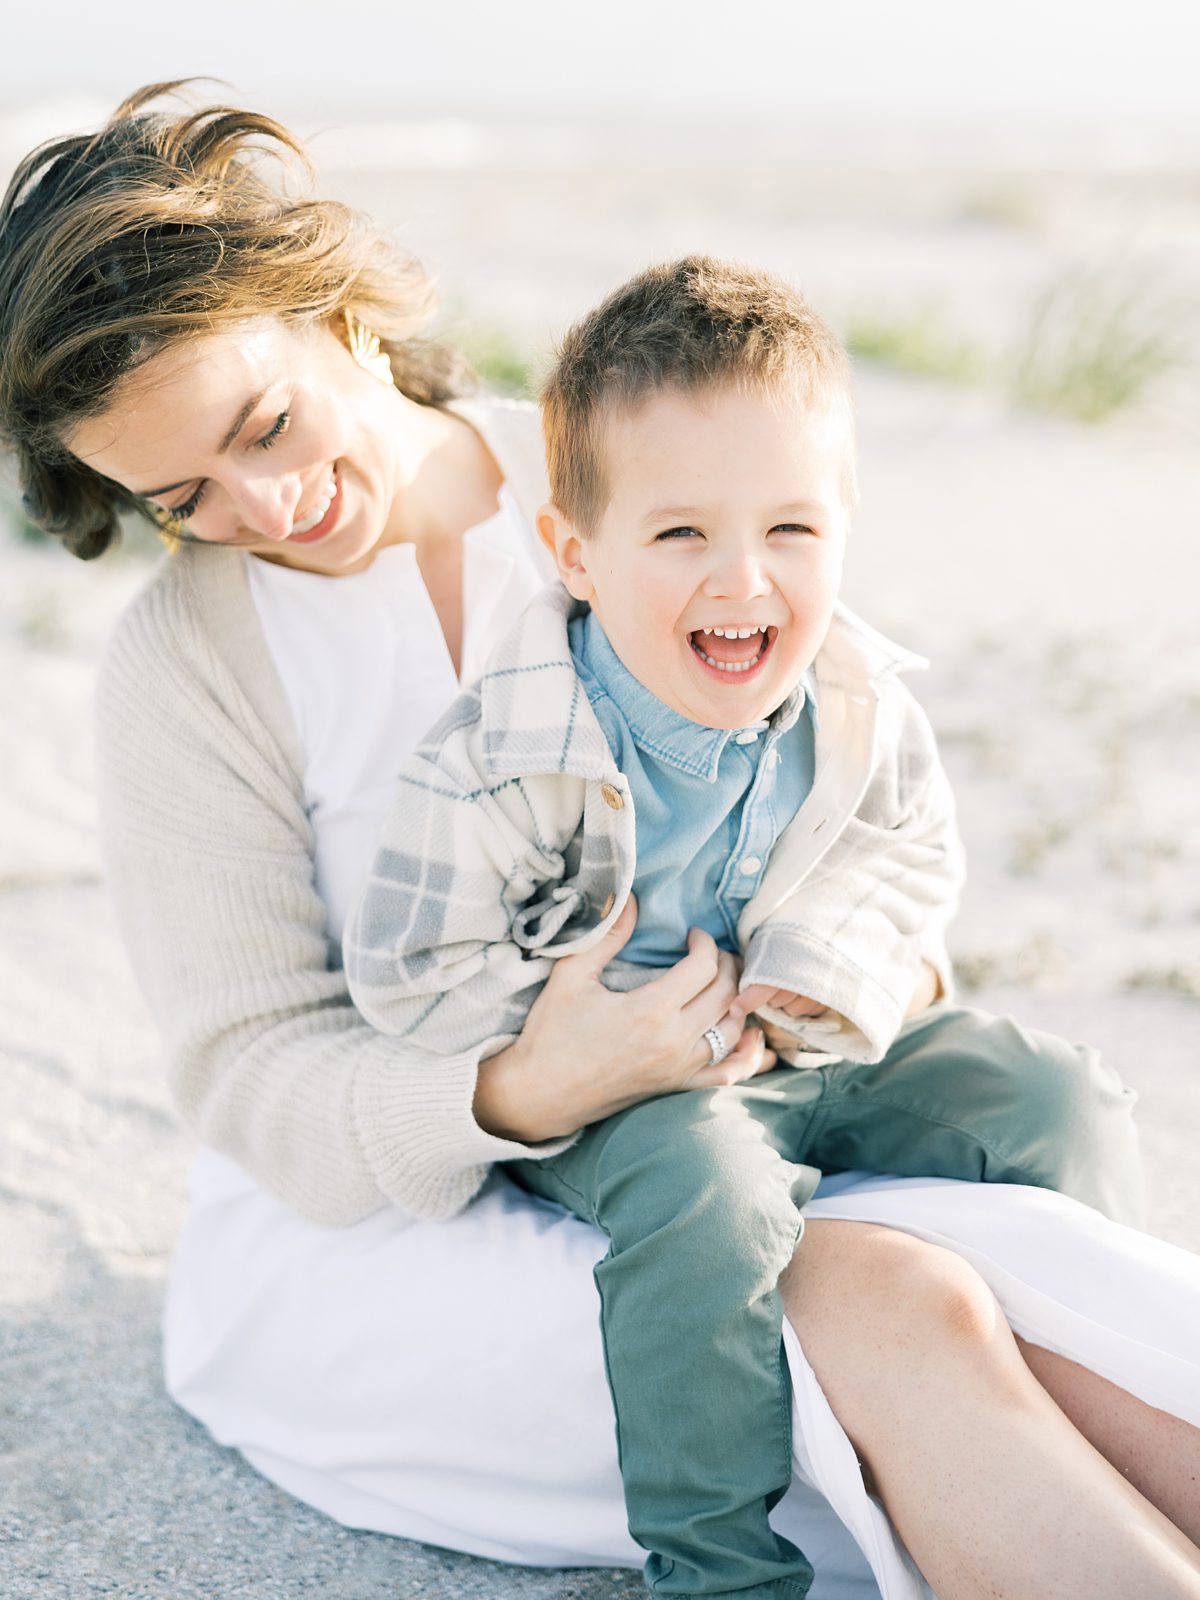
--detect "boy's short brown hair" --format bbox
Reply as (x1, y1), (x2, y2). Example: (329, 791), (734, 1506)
(541, 255), (855, 532)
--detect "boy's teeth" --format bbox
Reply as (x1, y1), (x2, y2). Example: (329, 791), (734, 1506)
(691, 626), (770, 672)
(698, 655), (756, 672)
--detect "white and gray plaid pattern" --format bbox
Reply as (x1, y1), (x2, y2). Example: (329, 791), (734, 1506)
(345, 584), (964, 1065)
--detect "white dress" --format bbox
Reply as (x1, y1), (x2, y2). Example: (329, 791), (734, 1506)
(162, 492), (1200, 1600)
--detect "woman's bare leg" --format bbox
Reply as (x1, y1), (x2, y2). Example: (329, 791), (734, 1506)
(1017, 1337), (1200, 1546)
(783, 1220), (1200, 1600)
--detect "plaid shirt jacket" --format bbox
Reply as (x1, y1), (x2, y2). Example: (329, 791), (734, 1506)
(345, 583), (964, 1066)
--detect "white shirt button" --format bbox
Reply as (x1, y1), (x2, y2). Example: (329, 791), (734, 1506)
(735, 730), (759, 745)
(739, 856), (762, 875)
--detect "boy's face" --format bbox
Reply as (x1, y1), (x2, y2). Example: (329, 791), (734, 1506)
(541, 381), (851, 729)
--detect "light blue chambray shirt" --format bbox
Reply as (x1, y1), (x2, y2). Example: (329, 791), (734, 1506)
(568, 610), (817, 966)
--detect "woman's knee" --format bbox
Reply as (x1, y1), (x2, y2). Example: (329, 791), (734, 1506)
(784, 1221), (1009, 1405)
(782, 1223), (1035, 1465)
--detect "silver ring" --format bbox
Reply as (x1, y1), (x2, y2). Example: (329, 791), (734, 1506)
(703, 1024), (731, 1066)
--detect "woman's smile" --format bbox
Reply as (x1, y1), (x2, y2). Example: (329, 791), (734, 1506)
(285, 463), (342, 544)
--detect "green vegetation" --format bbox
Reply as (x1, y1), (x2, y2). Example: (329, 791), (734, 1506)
(847, 267), (1188, 425)
(452, 324), (541, 399)
(956, 182), (1042, 233)
(846, 308), (986, 387)
(1124, 964), (1200, 1002)
(0, 484), (47, 546)
(1009, 269), (1182, 424)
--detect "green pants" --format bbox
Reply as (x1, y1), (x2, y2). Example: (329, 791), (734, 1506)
(509, 1003), (1144, 1600)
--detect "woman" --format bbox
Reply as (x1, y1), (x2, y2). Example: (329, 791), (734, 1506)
(2, 84), (1198, 1599)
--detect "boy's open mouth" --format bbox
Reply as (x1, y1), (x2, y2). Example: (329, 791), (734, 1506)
(688, 625), (777, 676)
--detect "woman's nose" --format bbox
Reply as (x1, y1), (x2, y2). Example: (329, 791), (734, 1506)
(234, 473), (303, 542)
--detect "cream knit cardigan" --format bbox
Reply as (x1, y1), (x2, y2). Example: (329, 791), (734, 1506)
(95, 399), (576, 1226)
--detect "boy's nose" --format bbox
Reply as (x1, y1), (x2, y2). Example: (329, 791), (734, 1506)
(703, 552), (772, 601)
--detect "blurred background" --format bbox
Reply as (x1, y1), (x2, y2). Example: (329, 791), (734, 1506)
(2, 5), (1198, 1592)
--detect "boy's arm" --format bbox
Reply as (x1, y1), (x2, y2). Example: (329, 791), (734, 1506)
(740, 684), (964, 1063)
(344, 693), (583, 1059)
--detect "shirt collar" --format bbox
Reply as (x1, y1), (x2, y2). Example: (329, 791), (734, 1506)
(575, 610), (810, 782)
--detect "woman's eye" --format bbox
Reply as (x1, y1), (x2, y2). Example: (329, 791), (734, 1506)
(655, 526), (702, 541)
(153, 411), (290, 523)
(255, 410), (291, 450)
(166, 484), (206, 522)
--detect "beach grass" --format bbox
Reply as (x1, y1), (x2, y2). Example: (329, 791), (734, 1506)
(451, 323), (541, 398)
(846, 308), (987, 388)
(847, 266), (1189, 424)
(1008, 266), (1184, 424)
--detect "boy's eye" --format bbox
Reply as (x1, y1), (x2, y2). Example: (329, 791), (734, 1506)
(771, 523), (816, 536)
(655, 526), (703, 541)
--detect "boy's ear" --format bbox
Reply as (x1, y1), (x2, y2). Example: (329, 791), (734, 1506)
(536, 502), (595, 603)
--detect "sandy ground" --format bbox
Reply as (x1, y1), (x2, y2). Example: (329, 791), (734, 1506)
(2, 351), (1198, 1591)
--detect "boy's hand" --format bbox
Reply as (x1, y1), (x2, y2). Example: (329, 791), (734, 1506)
(905, 960), (942, 1017)
(730, 985), (828, 1022)
(732, 961), (942, 1028)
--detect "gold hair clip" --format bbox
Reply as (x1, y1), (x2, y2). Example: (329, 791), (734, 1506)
(146, 502), (182, 554)
(344, 310), (395, 387)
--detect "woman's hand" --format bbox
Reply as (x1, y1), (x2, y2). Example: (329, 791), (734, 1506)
(473, 897), (775, 1143)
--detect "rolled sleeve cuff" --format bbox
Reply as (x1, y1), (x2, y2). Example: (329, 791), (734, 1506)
(741, 924), (913, 1064)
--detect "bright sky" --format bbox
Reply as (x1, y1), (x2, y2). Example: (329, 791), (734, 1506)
(5, 0), (1198, 119)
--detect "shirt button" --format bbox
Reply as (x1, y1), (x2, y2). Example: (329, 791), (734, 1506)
(600, 783), (624, 810)
(735, 730), (759, 745)
(739, 856), (762, 875)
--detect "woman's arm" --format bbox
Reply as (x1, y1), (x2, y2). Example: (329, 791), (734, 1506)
(96, 583), (540, 1225)
(474, 900), (773, 1142)
(97, 572), (767, 1225)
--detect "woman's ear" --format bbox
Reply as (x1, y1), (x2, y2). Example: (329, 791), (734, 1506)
(536, 503), (595, 602)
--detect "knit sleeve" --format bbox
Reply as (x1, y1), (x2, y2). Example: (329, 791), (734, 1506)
(94, 569), (571, 1227)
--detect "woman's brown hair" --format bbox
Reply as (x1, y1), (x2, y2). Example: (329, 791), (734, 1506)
(0, 80), (472, 559)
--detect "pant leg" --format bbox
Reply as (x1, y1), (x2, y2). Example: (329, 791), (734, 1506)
(805, 1003), (1145, 1227)
(510, 1080), (823, 1600)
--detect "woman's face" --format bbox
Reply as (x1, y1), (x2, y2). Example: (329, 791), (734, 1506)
(67, 315), (409, 575)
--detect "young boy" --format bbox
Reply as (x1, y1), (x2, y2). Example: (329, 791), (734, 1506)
(344, 258), (1143, 1600)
